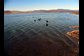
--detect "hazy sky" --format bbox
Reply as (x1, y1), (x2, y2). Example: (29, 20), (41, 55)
(4, 0), (79, 11)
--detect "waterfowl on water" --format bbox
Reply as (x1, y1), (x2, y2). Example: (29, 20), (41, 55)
(46, 23), (48, 26)
(46, 20), (48, 22)
(38, 18), (41, 21)
(34, 20), (36, 22)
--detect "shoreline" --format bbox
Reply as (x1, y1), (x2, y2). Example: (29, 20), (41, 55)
(4, 12), (79, 15)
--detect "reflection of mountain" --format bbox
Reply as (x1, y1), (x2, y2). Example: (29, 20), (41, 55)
(4, 9), (79, 14)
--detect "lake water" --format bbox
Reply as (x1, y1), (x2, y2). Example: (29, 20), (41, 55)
(4, 13), (79, 56)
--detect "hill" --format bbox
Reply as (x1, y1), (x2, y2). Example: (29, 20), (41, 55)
(4, 9), (79, 14)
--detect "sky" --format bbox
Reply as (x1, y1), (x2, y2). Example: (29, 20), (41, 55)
(4, 0), (79, 11)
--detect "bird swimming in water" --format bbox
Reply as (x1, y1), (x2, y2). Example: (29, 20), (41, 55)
(34, 20), (36, 22)
(46, 20), (48, 22)
(46, 23), (48, 26)
(38, 18), (41, 21)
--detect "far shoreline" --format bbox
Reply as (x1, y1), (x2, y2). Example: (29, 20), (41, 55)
(4, 9), (79, 15)
(4, 12), (79, 15)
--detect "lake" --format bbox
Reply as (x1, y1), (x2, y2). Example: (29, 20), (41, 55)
(4, 13), (79, 56)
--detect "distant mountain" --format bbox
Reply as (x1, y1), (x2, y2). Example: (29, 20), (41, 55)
(4, 9), (79, 14)
(4, 11), (24, 14)
(4, 11), (12, 14)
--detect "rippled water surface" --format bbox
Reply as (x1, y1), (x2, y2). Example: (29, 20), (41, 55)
(4, 13), (79, 56)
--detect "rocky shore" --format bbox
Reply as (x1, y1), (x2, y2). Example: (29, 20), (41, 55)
(67, 26), (79, 44)
(67, 30), (79, 40)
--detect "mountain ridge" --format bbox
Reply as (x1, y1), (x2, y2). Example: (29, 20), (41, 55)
(4, 9), (79, 14)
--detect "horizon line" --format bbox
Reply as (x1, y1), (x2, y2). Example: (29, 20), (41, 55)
(4, 9), (79, 11)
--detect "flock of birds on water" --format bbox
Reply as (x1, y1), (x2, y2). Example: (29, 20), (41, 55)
(33, 17), (48, 26)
